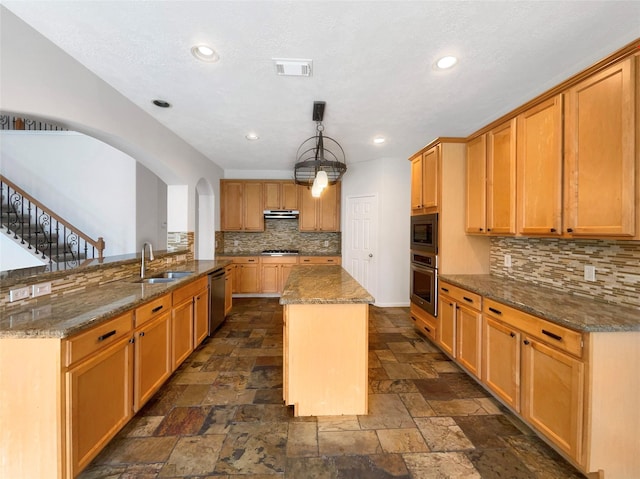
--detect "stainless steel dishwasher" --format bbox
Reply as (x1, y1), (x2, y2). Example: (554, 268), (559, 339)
(208, 267), (226, 335)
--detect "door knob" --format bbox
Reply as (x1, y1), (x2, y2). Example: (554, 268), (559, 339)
(368, 253), (373, 257)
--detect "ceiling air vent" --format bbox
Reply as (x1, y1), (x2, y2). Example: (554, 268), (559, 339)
(273, 58), (312, 77)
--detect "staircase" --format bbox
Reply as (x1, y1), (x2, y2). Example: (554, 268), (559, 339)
(1, 175), (105, 267)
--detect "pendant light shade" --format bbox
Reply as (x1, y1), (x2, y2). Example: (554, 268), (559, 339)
(294, 101), (347, 187)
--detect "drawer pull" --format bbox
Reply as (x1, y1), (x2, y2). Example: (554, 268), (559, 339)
(98, 330), (116, 341)
(327, 259), (334, 263)
(542, 329), (562, 341)
(441, 287), (449, 293)
(152, 305), (164, 313)
(423, 326), (431, 333)
(488, 307), (502, 315)
(411, 316), (416, 322)
(303, 259), (310, 263)
(463, 296), (473, 303)
(567, 228), (574, 233)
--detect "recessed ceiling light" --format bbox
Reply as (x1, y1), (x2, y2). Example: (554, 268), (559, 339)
(152, 99), (171, 108)
(373, 137), (386, 145)
(435, 56), (458, 70)
(191, 44), (220, 63)
(245, 133), (259, 140)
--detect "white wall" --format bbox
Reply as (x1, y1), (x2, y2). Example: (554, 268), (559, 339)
(342, 157), (411, 307)
(136, 162), (168, 250)
(1, 131), (137, 256)
(0, 235), (47, 271)
(0, 7), (224, 234)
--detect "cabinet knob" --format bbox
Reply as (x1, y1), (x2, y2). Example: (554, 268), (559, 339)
(487, 228), (492, 232)
(550, 228), (556, 233)
(510, 332), (516, 338)
(567, 228), (573, 233)
(523, 339), (530, 345)
(140, 331), (145, 337)
(479, 228), (483, 232)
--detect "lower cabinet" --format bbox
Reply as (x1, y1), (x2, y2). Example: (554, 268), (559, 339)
(482, 316), (521, 411)
(224, 264), (233, 315)
(410, 302), (437, 342)
(193, 285), (209, 346)
(261, 256), (297, 294)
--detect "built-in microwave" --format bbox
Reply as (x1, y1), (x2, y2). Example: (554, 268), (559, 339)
(410, 213), (438, 253)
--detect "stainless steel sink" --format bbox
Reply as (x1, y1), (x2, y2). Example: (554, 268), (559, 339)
(136, 277), (176, 284)
(154, 271), (194, 279)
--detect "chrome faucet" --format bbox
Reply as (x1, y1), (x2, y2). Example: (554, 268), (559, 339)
(140, 242), (154, 279)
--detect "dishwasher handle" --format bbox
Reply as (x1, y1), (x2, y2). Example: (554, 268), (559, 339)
(210, 269), (225, 280)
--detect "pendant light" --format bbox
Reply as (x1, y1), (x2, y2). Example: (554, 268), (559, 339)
(294, 101), (347, 191)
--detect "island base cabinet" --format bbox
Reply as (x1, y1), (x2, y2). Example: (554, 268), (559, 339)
(66, 336), (134, 477)
(521, 337), (584, 463)
(284, 303), (368, 416)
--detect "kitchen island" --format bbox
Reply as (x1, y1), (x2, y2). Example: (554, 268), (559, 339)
(280, 265), (374, 416)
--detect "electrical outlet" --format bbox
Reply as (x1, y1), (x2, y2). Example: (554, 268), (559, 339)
(9, 286), (30, 302)
(324, 240), (329, 247)
(504, 254), (512, 268)
(584, 265), (596, 282)
(234, 240), (239, 246)
(32, 282), (52, 298)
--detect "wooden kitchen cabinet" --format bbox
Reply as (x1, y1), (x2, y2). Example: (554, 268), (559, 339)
(264, 180), (298, 210)
(261, 256), (297, 294)
(220, 180), (264, 231)
(486, 118), (517, 235)
(133, 309), (171, 412)
(465, 134), (487, 233)
(517, 95), (563, 236)
(193, 284), (209, 346)
(522, 335), (584, 462)
(482, 315), (521, 411)
(410, 145), (439, 215)
(564, 56), (636, 238)
(298, 255), (341, 265)
(224, 264), (233, 315)
(232, 257), (261, 293)
(298, 182), (341, 231)
(410, 302), (437, 342)
(437, 296), (456, 357)
(64, 312), (134, 477)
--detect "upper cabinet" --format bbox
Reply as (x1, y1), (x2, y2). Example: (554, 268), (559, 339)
(221, 180), (264, 231)
(264, 181), (298, 210)
(298, 182), (341, 232)
(564, 57), (636, 238)
(517, 95), (563, 236)
(410, 145), (439, 215)
(486, 119), (517, 235)
(465, 52), (638, 241)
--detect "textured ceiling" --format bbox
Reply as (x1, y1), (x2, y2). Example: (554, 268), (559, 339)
(3, 1), (640, 173)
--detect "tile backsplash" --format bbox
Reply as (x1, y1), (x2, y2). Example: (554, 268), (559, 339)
(220, 219), (341, 255)
(491, 237), (640, 309)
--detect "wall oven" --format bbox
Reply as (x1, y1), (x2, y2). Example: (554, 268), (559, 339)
(410, 251), (438, 317)
(411, 213), (438, 253)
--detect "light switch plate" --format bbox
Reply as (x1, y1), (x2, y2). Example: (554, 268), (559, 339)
(504, 254), (512, 268)
(32, 282), (52, 298)
(9, 286), (30, 302)
(584, 265), (596, 282)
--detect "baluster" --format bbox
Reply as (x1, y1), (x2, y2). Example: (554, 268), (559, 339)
(26, 202), (32, 249)
(33, 205), (40, 255)
(48, 215), (53, 263)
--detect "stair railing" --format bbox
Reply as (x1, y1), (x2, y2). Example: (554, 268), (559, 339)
(0, 175), (105, 264)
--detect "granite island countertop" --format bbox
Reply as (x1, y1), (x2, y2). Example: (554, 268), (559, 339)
(280, 265), (374, 305)
(439, 274), (640, 333)
(0, 260), (230, 339)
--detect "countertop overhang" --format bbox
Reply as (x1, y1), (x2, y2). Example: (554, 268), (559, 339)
(280, 265), (374, 305)
(440, 274), (640, 333)
(0, 260), (230, 339)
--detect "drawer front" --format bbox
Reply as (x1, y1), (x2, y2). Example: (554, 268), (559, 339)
(298, 256), (341, 265)
(261, 256), (298, 264)
(483, 299), (583, 358)
(232, 257), (260, 264)
(173, 276), (208, 305)
(410, 303), (437, 342)
(135, 294), (172, 328)
(439, 281), (482, 311)
(65, 311), (133, 366)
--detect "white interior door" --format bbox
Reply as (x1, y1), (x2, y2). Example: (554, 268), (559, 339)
(345, 194), (378, 302)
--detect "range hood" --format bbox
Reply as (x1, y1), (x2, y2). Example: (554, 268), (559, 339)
(263, 209), (299, 219)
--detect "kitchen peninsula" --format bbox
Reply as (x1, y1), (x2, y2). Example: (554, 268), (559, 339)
(280, 265), (374, 416)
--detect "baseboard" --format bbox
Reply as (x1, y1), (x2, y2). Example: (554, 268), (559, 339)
(373, 302), (410, 308)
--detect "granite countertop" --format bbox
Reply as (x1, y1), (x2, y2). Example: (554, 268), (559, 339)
(218, 252), (341, 257)
(0, 260), (230, 339)
(280, 265), (374, 305)
(439, 274), (640, 333)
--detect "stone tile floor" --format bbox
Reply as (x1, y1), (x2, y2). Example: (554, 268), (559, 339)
(79, 298), (586, 478)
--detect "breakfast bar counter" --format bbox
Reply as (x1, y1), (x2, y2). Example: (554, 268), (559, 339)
(280, 265), (374, 416)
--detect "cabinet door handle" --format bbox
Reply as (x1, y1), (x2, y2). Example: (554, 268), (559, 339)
(441, 287), (449, 293)
(487, 228), (492, 232)
(424, 326), (431, 333)
(152, 305), (164, 313)
(139, 331), (145, 337)
(523, 339), (530, 345)
(479, 228), (483, 232)
(488, 307), (502, 315)
(541, 329), (562, 341)
(510, 332), (516, 338)
(129, 337), (135, 344)
(550, 228), (556, 233)
(98, 330), (116, 341)
(567, 228), (573, 233)
(463, 296), (473, 303)
(411, 316), (416, 322)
